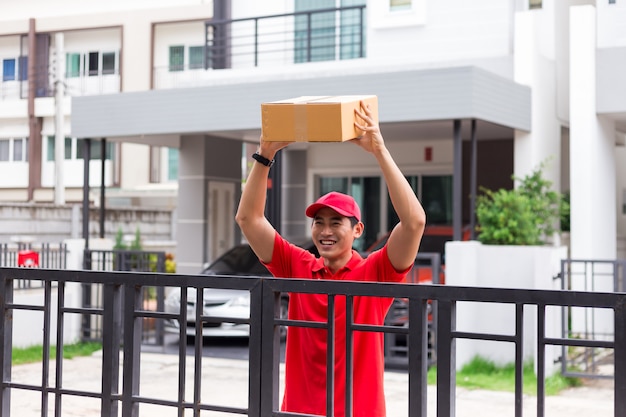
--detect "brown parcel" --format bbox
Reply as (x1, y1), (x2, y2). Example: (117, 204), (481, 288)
(261, 95), (378, 142)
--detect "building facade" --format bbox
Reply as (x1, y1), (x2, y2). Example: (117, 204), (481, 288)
(1, 0), (625, 274)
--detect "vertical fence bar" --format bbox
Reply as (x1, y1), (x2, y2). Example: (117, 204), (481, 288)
(408, 298), (428, 417)
(0, 275), (13, 417)
(40, 281), (52, 416)
(344, 296), (353, 417)
(514, 303), (524, 417)
(101, 283), (122, 417)
(615, 294), (626, 416)
(247, 280), (263, 417)
(121, 284), (142, 417)
(536, 304), (546, 417)
(259, 282), (280, 417)
(326, 295), (335, 417)
(54, 281), (66, 417)
(436, 300), (456, 417)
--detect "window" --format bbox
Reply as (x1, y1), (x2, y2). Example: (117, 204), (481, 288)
(0, 138), (28, 162)
(169, 46), (185, 71)
(46, 137), (113, 161)
(529, 0), (542, 9)
(167, 148), (179, 181)
(2, 59), (16, 81)
(77, 139), (113, 160)
(46, 137), (72, 161)
(0, 140), (9, 161)
(390, 0), (412, 11)
(66, 53), (81, 77)
(294, 0), (366, 63)
(13, 138), (26, 162)
(189, 46), (205, 69)
(65, 51), (118, 77)
(102, 52), (116, 75)
(88, 52), (99, 76)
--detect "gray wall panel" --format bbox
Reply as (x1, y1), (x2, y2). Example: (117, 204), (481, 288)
(597, 47), (626, 114)
(72, 66), (531, 138)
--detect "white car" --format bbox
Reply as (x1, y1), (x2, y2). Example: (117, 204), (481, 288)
(164, 240), (316, 338)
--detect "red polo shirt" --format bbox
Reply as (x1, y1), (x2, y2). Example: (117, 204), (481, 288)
(264, 233), (408, 417)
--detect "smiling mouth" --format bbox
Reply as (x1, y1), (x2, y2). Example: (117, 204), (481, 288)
(320, 240), (336, 246)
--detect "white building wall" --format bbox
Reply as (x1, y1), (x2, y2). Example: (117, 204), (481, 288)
(513, 9), (561, 192)
(368, 0), (514, 69)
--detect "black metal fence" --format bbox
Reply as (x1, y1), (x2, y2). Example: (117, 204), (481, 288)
(0, 243), (67, 288)
(82, 249), (166, 345)
(560, 259), (626, 379)
(1, 266), (625, 417)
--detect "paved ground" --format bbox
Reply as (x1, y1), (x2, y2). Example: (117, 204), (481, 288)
(7, 350), (614, 416)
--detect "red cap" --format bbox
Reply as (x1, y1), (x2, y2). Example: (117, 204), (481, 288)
(305, 192), (361, 222)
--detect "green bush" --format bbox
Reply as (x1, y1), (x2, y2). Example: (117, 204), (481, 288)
(476, 162), (564, 245)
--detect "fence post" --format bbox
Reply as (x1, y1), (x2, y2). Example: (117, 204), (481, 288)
(0, 275), (13, 417)
(101, 283), (122, 417)
(615, 294), (626, 416)
(437, 300), (456, 417)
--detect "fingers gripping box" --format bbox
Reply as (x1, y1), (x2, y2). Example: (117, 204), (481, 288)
(261, 95), (378, 142)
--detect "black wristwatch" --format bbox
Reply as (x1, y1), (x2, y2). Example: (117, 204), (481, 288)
(252, 152), (275, 168)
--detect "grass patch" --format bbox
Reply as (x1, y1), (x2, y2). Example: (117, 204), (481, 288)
(12, 342), (102, 366)
(427, 356), (581, 396)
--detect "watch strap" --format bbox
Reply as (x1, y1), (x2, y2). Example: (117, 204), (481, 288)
(252, 152), (275, 167)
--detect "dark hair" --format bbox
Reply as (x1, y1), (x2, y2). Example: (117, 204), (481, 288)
(348, 217), (359, 227)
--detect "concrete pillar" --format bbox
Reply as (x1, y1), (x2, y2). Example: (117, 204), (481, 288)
(569, 5), (616, 338)
(281, 149), (309, 239)
(513, 10), (561, 192)
(176, 135), (241, 274)
(569, 5), (616, 261)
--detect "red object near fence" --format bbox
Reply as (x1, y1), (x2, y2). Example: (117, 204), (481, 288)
(18, 250), (39, 267)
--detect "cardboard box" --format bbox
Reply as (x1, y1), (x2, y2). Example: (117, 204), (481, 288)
(261, 95), (378, 142)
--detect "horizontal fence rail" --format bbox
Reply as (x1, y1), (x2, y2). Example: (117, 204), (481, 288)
(0, 267), (624, 417)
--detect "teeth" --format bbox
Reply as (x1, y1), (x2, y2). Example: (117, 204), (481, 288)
(321, 240), (335, 245)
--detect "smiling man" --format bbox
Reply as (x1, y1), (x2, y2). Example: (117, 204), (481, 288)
(235, 101), (426, 417)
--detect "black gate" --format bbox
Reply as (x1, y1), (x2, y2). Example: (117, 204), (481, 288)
(560, 258), (626, 379)
(82, 249), (166, 346)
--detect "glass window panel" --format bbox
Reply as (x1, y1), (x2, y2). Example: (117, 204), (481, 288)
(529, 0), (542, 9)
(189, 46), (204, 69)
(47, 137), (72, 160)
(422, 175), (453, 225)
(168, 148), (179, 181)
(390, 0), (412, 11)
(47, 136), (54, 161)
(18, 56), (28, 81)
(102, 52), (115, 75)
(340, 0), (366, 59)
(88, 52), (99, 76)
(169, 46), (185, 71)
(294, 0), (336, 63)
(13, 139), (24, 161)
(0, 140), (9, 161)
(2, 59), (16, 81)
(66, 53), (81, 77)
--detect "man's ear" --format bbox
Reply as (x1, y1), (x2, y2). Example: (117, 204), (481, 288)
(353, 221), (364, 239)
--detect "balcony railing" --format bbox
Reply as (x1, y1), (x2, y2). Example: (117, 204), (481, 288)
(153, 5), (366, 89)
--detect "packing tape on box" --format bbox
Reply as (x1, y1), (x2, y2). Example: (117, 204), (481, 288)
(294, 103), (307, 142)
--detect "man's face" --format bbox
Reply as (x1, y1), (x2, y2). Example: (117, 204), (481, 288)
(311, 207), (361, 259)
